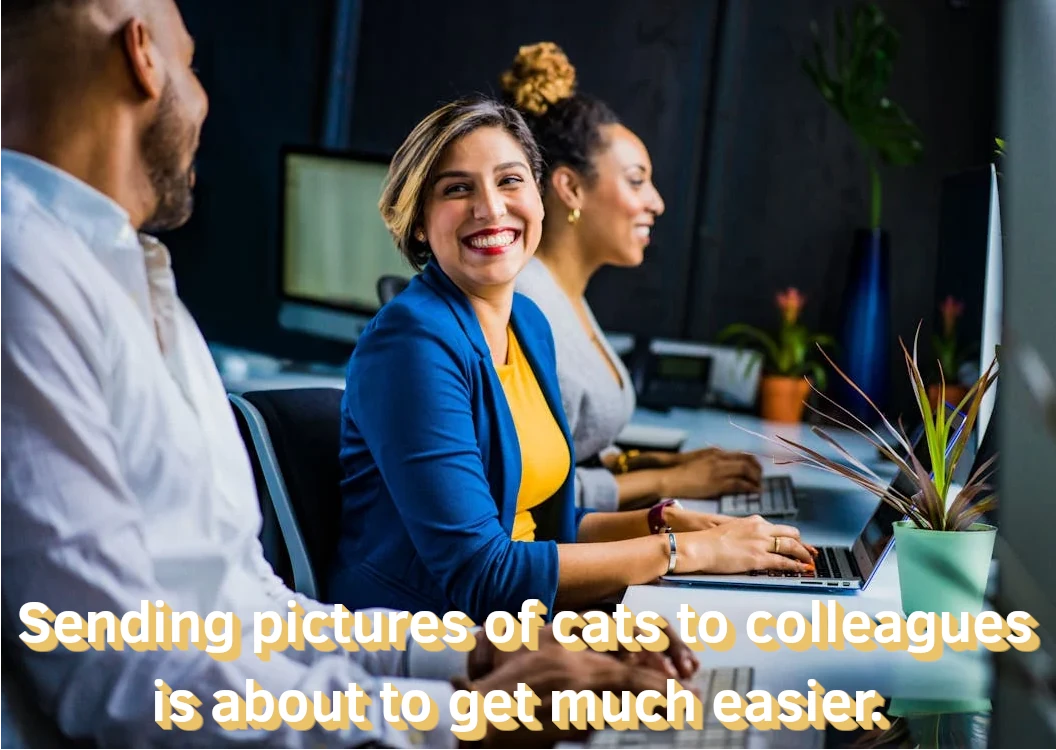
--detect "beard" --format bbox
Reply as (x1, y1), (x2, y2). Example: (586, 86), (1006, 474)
(140, 81), (198, 234)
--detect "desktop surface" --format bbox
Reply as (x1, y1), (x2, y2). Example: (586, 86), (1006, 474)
(615, 405), (995, 746)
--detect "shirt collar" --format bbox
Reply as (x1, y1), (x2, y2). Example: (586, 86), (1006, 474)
(1, 148), (137, 251)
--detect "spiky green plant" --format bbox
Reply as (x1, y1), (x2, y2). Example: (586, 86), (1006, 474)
(764, 328), (998, 531)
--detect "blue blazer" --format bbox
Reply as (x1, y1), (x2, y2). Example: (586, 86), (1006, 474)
(329, 261), (590, 622)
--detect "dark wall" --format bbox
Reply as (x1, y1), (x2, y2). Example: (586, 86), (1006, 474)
(167, 0), (345, 364)
(168, 0), (1000, 407)
(347, 0), (723, 338)
(686, 0), (999, 415)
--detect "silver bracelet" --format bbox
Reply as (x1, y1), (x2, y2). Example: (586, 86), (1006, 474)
(666, 532), (677, 574)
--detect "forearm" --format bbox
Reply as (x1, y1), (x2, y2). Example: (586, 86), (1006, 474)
(614, 469), (668, 509)
(576, 509), (651, 543)
(553, 535), (670, 610)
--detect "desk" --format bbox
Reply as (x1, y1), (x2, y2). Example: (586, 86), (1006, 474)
(619, 407), (993, 705)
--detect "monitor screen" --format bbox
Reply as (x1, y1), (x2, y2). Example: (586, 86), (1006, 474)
(282, 150), (411, 315)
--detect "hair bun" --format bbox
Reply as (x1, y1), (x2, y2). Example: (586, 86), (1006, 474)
(500, 42), (577, 116)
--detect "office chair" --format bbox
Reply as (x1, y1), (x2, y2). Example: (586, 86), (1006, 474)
(228, 388), (345, 601)
(376, 275), (410, 306)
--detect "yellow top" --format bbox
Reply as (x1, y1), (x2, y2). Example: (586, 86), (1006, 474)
(495, 328), (571, 542)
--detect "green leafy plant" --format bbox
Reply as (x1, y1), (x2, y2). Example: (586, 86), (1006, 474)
(718, 288), (836, 391)
(764, 328), (999, 532)
(802, 2), (924, 229)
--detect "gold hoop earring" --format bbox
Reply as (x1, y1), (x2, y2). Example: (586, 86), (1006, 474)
(567, 208), (581, 224)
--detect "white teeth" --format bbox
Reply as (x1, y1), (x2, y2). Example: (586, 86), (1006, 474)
(467, 230), (516, 249)
(635, 226), (651, 238)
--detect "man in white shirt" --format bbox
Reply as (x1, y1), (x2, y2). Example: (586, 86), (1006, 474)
(1, 1), (694, 747)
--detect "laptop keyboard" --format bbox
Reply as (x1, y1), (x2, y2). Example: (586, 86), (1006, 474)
(719, 476), (796, 517)
(746, 545), (860, 581)
(587, 667), (754, 748)
(589, 667), (826, 749)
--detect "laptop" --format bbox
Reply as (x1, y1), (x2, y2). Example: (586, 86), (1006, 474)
(717, 475), (798, 519)
(664, 413), (965, 592)
(586, 666), (824, 749)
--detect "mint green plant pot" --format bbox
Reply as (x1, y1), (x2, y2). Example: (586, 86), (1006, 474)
(893, 521), (996, 616)
(887, 697), (992, 717)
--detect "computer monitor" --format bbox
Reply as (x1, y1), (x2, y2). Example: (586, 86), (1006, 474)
(977, 164), (1002, 445)
(933, 163), (1003, 448)
(277, 147), (411, 343)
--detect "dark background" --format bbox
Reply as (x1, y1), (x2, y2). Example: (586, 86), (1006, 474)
(167, 0), (1000, 418)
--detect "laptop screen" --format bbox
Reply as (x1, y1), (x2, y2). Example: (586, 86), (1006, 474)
(850, 408), (968, 582)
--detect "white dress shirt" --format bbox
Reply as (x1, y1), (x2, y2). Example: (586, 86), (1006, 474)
(0, 150), (466, 748)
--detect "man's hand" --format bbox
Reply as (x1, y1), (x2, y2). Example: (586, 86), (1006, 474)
(459, 640), (688, 748)
(470, 620), (699, 682)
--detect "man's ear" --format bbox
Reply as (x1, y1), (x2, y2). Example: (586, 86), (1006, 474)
(550, 165), (585, 211)
(121, 17), (163, 99)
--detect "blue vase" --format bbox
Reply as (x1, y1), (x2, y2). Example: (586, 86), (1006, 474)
(837, 228), (890, 424)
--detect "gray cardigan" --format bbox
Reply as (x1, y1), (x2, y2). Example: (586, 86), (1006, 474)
(515, 257), (636, 511)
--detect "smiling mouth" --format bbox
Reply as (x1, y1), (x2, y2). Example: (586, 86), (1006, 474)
(462, 229), (520, 254)
(635, 225), (652, 240)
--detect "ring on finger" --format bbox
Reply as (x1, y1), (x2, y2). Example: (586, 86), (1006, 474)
(772, 537), (781, 554)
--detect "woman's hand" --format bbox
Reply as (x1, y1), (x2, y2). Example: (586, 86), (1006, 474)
(657, 449), (763, 499)
(664, 506), (738, 532)
(673, 515), (817, 574)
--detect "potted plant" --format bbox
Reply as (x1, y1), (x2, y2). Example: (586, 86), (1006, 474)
(770, 331), (998, 616)
(929, 295), (974, 409)
(802, 2), (924, 423)
(718, 288), (835, 424)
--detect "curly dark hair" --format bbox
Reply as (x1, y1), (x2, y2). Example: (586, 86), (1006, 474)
(499, 42), (620, 189)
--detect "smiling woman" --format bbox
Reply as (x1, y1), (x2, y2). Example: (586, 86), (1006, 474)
(328, 97), (814, 623)
(507, 42), (766, 513)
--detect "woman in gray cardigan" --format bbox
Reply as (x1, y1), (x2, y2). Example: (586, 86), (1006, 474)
(507, 43), (762, 512)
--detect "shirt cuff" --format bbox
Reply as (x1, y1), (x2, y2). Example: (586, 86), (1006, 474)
(378, 678), (458, 749)
(405, 637), (472, 681)
(575, 466), (620, 512)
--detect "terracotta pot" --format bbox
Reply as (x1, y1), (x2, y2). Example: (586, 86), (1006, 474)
(760, 376), (811, 423)
(927, 383), (969, 411)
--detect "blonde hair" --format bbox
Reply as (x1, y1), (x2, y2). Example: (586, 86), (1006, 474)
(379, 96), (543, 271)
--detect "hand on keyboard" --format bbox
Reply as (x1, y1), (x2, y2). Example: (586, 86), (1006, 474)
(658, 448), (763, 499)
(467, 641), (683, 747)
(672, 515), (816, 575)
(480, 618), (701, 684)
(666, 506), (739, 531)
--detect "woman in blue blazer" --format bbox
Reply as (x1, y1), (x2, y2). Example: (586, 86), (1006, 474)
(328, 97), (813, 623)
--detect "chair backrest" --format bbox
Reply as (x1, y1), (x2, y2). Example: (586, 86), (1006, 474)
(229, 388), (345, 601)
(376, 275), (410, 306)
(229, 398), (292, 585)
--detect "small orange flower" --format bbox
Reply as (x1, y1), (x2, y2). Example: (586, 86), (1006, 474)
(775, 287), (806, 325)
(939, 295), (964, 338)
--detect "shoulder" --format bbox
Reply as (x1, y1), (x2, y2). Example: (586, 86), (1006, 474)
(349, 277), (474, 380)
(514, 258), (564, 320)
(1, 185), (110, 350)
(512, 291), (552, 337)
